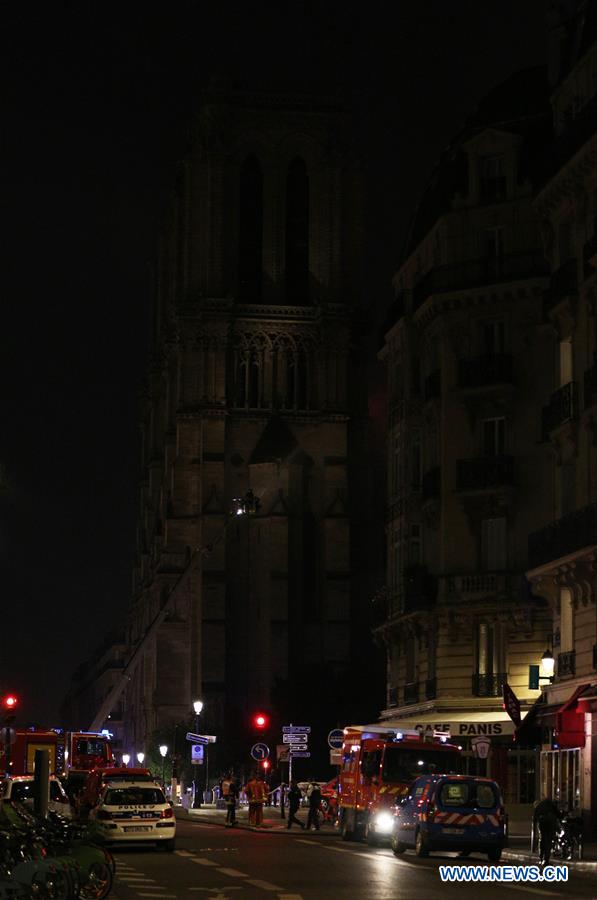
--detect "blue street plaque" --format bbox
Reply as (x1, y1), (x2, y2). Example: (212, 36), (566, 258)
(250, 742), (270, 761)
(328, 729), (344, 749)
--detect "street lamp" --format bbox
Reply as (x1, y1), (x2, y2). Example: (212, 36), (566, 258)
(192, 699), (203, 808)
(122, 753), (130, 767)
(137, 752), (145, 765)
(540, 648), (555, 681)
(159, 744), (168, 786)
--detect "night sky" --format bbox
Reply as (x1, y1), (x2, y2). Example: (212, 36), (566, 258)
(2, 1), (548, 725)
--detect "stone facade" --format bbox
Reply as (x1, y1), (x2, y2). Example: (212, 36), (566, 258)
(120, 87), (377, 763)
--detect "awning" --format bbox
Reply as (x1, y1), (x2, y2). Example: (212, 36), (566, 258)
(371, 709), (525, 738)
(515, 683), (592, 749)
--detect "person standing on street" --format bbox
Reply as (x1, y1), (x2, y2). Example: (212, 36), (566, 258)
(533, 798), (561, 866)
(287, 780), (305, 830)
(245, 772), (268, 826)
(222, 772), (238, 827)
(307, 782), (322, 831)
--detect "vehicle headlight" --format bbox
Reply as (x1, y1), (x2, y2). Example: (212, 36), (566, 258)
(374, 812), (394, 833)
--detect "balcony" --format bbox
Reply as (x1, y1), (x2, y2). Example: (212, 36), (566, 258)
(403, 566), (438, 613)
(557, 650), (576, 678)
(456, 455), (514, 492)
(584, 361), (597, 410)
(425, 677), (437, 700)
(542, 381), (578, 439)
(421, 466), (441, 504)
(528, 501), (597, 569)
(412, 251), (548, 313)
(444, 572), (510, 601)
(424, 369), (441, 402)
(472, 672), (507, 698)
(404, 682), (419, 705)
(544, 258), (578, 314)
(458, 354), (514, 390)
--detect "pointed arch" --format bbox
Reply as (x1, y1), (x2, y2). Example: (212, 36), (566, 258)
(285, 157), (309, 304)
(238, 155), (263, 301)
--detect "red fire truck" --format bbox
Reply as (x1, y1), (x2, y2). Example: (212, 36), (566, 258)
(1, 729), (114, 781)
(338, 725), (461, 844)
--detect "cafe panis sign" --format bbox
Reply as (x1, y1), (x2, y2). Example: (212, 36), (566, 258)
(414, 721), (509, 737)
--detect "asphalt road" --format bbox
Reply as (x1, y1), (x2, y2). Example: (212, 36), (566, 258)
(110, 820), (597, 900)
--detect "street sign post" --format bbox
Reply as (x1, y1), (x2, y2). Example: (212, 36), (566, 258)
(191, 744), (204, 765)
(250, 742), (270, 761)
(282, 726), (311, 733)
(327, 729), (344, 749)
(283, 733), (308, 743)
(291, 751), (311, 758)
(186, 732), (217, 744)
(330, 749), (342, 765)
(288, 744), (308, 751)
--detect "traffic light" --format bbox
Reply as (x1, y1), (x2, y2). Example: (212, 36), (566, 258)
(252, 712), (269, 731)
(262, 760), (270, 771)
(1, 695), (18, 712)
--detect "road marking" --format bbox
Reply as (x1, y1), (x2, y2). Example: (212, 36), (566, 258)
(175, 849), (196, 856)
(190, 857), (219, 866)
(510, 889), (562, 897)
(246, 879), (284, 891)
(117, 877), (158, 883)
(216, 867), (249, 878)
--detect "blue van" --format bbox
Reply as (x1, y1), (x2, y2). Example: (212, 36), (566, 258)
(391, 774), (506, 860)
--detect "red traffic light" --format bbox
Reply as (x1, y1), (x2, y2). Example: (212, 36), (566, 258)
(253, 712), (268, 730)
(2, 695), (18, 711)
(262, 760), (270, 770)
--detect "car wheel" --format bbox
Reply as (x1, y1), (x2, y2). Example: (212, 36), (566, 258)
(391, 832), (406, 855)
(487, 848), (502, 862)
(415, 829), (428, 858)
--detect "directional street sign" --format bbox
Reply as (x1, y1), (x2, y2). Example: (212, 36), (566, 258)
(291, 751), (310, 757)
(186, 732), (217, 744)
(250, 742), (270, 761)
(289, 744), (308, 751)
(283, 734), (308, 743)
(328, 729), (344, 750)
(282, 725), (311, 733)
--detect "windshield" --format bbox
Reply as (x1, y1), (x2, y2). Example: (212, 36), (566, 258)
(439, 780), (498, 809)
(104, 787), (165, 806)
(74, 739), (107, 757)
(382, 748), (460, 783)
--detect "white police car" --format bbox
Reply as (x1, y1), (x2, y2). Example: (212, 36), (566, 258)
(89, 780), (176, 849)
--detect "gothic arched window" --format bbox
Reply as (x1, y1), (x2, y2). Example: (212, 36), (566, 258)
(285, 157), (309, 304)
(238, 156), (263, 302)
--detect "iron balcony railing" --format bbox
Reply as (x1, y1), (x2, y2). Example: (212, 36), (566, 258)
(472, 672), (507, 698)
(412, 251), (548, 312)
(456, 455), (515, 492)
(404, 682), (419, 705)
(458, 354), (514, 389)
(528, 501), (597, 569)
(558, 650), (576, 678)
(544, 257), (578, 314)
(542, 381), (578, 439)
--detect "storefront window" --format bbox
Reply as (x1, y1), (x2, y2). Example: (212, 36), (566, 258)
(540, 748), (581, 811)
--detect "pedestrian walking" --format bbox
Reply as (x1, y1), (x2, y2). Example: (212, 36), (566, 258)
(307, 782), (321, 831)
(287, 780), (305, 830)
(533, 798), (562, 866)
(244, 772), (268, 826)
(222, 772), (239, 827)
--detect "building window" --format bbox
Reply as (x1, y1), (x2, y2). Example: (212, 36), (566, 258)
(559, 588), (574, 652)
(474, 622), (507, 695)
(285, 158), (309, 304)
(480, 155), (506, 202)
(483, 227), (504, 279)
(390, 432), (402, 496)
(411, 431), (422, 488)
(482, 417), (506, 456)
(483, 320), (505, 356)
(238, 156), (263, 301)
(559, 337), (573, 387)
(481, 517), (507, 571)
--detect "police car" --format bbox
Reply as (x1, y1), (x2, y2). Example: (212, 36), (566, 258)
(391, 774), (506, 860)
(89, 779), (176, 849)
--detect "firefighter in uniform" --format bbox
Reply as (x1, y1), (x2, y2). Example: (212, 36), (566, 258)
(245, 773), (268, 826)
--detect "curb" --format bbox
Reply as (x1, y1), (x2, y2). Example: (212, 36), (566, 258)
(501, 849), (597, 872)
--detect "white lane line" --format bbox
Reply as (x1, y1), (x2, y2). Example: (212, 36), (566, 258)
(118, 877), (158, 883)
(190, 857), (218, 866)
(246, 879), (284, 891)
(175, 849), (196, 856)
(216, 867), (249, 877)
(510, 889), (562, 897)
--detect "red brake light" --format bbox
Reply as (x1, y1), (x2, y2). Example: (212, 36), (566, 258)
(161, 806), (174, 819)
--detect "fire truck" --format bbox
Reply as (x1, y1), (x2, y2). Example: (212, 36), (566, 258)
(338, 725), (461, 844)
(1, 729), (114, 782)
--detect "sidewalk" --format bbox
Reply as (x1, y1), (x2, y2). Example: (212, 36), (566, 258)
(176, 802), (335, 834)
